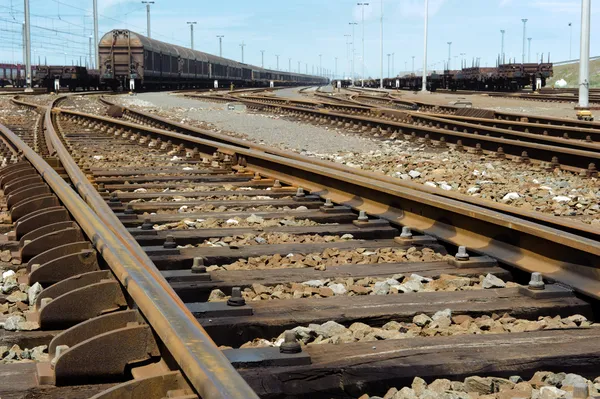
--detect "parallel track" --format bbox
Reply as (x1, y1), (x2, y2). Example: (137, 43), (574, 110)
(0, 93), (598, 398)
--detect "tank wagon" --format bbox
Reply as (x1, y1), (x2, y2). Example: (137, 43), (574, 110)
(99, 29), (328, 90)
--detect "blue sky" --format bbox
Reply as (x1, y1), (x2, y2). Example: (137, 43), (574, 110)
(0, 0), (597, 78)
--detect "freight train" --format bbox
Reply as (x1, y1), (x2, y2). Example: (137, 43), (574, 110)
(98, 29), (328, 90)
(336, 61), (553, 92)
(0, 64), (99, 91)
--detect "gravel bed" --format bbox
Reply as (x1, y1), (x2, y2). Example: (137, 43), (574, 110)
(154, 204), (309, 214)
(197, 232), (354, 247)
(112, 93), (381, 154)
(152, 215), (323, 230)
(107, 93), (599, 226)
(357, 372), (600, 399)
(207, 273), (512, 302)
(0, 255), (43, 332)
(211, 247), (452, 271)
(0, 344), (48, 363)
(59, 95), (108, 114)
(230, 312), (591, 349)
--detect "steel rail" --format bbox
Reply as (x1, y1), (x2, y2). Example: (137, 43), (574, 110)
(190, 93), (600, 171)
(12, 96), (259, 399)
(96, 96), (599, 240)
(40, 104), (600, 300)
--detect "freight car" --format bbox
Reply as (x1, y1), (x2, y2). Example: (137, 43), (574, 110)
(98, 29), (328, 90)
(36, 65), (100, 91)
(0, 64), (37, 88)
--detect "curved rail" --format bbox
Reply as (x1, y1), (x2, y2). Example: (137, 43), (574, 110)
(13, 95), (259, 399)
(20, 98), (600, 301)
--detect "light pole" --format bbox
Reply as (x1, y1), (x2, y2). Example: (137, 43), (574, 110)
(380, 0), (383, 88)
(93, 0), (99, 69)
(89, 35), (93, 69)
(412, 55), (415, 74)
(387, 53), (391, 78)
(240, 42), (246, 63)
(260, 50), (264, 67)
(521, 19), (528, 64)
(298, 61), (300, 73)
(357, 2), (369, 86)
(23, 4), (31, 89)
(335, 57), (338, 79)
(447, 42), (452, 70)
(569, 22), (573, 60)
(500, 30), (505, 64)
(579, 0), (590, 108)
(527, 37), (532, 63)
(289, 58), (291, 72)
(319, 54), (322, 76)
(422, 0), (429, 92)
(187, 22), (196, 50)
(276, 55), (279, 70)
(392, 52), (395, 77)
(344, 34), (351, 79)
(217, 36), (224, 57)
(141, 1), (154, 38)
(349, 22), (358, 84)
(460, 52), (466, 68)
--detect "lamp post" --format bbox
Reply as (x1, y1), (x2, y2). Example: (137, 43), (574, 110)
(527, 37), (532, 62)
(569, 22), (573, 59)
(349, 22), (358, 85)
(141, 1), (154, 38)
(379, 0), (383, 88)
(187, 22), (197, 50)
(387, 53), (391, 78)
(240, 42), (246, 63)
(578, 0), (590, 108)
(500, 29), (505, 64)
(422, 0), (429, 91)
(357, 2), (370, 86)
(276, 54), (280, 70)
(217, 35), (224, 57)
(521, 19), (528, 64)
(260, 50), (264, 67)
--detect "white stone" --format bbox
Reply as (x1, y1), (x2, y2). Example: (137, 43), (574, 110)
(3, 315), (25, 331)
(1, 270), (15, 281)
(28, 282), (43, 305)
(133, 188), (147, 193)
(225, 219), (239, 225)
(372, 281), (390, 295)
(314, 321), (347, 338)
(408, 170), (422, 178)
(246, 214), (264, 224)
(467, 187), (480, 194)
(502, 192), (520, 201)
(482, 273), (506, 289)
(539, 386), (567, 399)
(328, 283), (347, 296)
(413, 314), (432, 327)
(424, 182), (437, 188)
(440, 183), (452, 191)
(552, 196), (571, 203)
(341, 234), (354, 240)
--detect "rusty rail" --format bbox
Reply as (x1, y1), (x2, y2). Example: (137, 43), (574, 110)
(35, 102), (600, 300)
(11, 95), (259, 398)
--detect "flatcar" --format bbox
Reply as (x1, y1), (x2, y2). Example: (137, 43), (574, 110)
(99, 29), (328, 90)
(36, 66), (100, 91)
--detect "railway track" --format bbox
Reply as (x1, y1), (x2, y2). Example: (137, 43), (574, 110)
(183, 90), (600, 172)
(1, 93), (599, 398)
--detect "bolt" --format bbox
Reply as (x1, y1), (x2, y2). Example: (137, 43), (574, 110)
(252, 172), (261, 181)
(455, 246), (469, 261)
(455, 140), (463, 151)
(588, 163), (598, 177)
(324, 198), (334, 208)
(296, 187), (305, 198)
(50, 345), (69, 369)
(227, 287), (246, 307)
(563, 133), (569, 139)
(141, 217), (153, 231)
(273, 180), (282, 188)
(586, 135), (592, 143)
(280, 331), (302, 354)
(124, 204), (134, 215)
(528, 272), (545, 290)
(551, 156), (560, 168)
(400, 226), (413, 239)
(191, 257), (206, 274)
(520, 151), (530, 163)
(357, 210), (369, 221)
(109, 193), (120, 203)
(163, 235), (177, 249)
(497, 147), (505, 157)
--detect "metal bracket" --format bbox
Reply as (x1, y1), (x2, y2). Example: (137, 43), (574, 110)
(447, 255), (498, 268)
(37, 310), (160, 386)
(10, 194), (60, 222)
(0, 166), (37, 187)
(17, 225), (85, 262)
(518, 283), (573, 299)
(223, 347), (311, 368)
(32, 270), (127, 329)
(352, 219), (391, 228)
(187, 301), (253, 318)
(89, 371), (198, 399)
(394, 235), (438, 245)
(6, 183), (50, 209)
(28, 247), (98, 286)
(11, 206), (70, 241)
(3, 175), (43, 195)
(319, 205), (352, 214)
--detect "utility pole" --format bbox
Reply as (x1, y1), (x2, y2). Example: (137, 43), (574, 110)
(387, 53), (391, 78)
(289, 58), (291, 72)
(240, 42), (246, 63)
(217, 36), (224, 57)
(306, 63), (308, 74)
(298, 61), (300, 73)
(335, 57), (338, 79)
(569, 22), (573, 59)
(276, 55), (280, 70)
(392, 52), (395, 76)
(349, 22), (358, 85)
(412, 55), (415, 74)
(380, 0), (383, 88)
(500, 30), (505, 64)
(527, 37), (532, 63)
(93, 0), (99, 68)
(447, 42), (452, 70)
(460, 52), (466, 67)
(260, 50), (264, 67)
(141, 1), (154, 38)
(23, 0), (31, 89)
(89, 36), (93, 69)
(521, 19), (528, 64)
(344, 34), (351, 80)
(422, 0), (429, 91)
(187, 22), (196, 50)
(319, 54), (322, 76)
(357, 2), (369, 86)
(579, 0), (590, 108)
